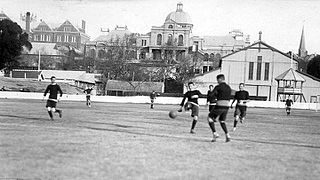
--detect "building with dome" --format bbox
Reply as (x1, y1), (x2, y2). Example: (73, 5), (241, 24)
(136, 2), (193, 61)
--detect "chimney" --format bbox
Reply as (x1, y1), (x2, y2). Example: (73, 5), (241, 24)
(82, 20), (86, 33)
(26, 12), (31, 33)
(259, 31), (262, 41)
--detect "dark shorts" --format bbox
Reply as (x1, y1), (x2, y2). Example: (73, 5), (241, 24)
(209, 105), (215, 112)
(208, 106), (229, 122)
(150, 98), (155, 103)
(286, 106), (291, 110)
(86, 95), (91, 101)
(184, 102), (199, 117)
(46, 100), (57, 108)
(234, 105), (247, 118)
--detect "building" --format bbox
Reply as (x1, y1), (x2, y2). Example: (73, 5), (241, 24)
(0, 11), (11, 21)
(192, 33), (320, 102)
(31, 19), (90, 50)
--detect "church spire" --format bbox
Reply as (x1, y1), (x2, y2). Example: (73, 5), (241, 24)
(298, 26), (307, 58)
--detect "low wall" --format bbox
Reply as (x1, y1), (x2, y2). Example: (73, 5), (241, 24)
(0, 91), (319, 110)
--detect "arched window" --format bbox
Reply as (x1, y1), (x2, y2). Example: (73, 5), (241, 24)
(168, 25), (173, 28)
(178, 35), (183, 46)
(89, 49), (96, 58)
(98, 49), (106, 59)
(157, 34), (162, 45)
(167, 34), (173, 45)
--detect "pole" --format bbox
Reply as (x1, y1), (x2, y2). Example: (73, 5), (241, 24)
(38, 50), (41, 71)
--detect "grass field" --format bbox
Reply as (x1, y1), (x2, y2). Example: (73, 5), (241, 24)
(0, 99), (319, 180)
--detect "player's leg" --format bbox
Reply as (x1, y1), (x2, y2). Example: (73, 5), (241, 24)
(239, 106), (247, 123)
(150, 99), (154, 109)
(88, 96), (91, 107)
(190, 105), (199, 134)
(219, 109), (230, 142)
(233, 106), (240, 131)
(207, 108), (220, 142)
(46, 100), (54, 120)
(52, 102), (62, 118)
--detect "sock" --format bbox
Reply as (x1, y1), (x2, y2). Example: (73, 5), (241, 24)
(220, 122), (228, 134)
(48, 111), (53, 118)
(233, 119), (238, 128)
(208, 122), (216, 133)
(191, 119), (197, 130)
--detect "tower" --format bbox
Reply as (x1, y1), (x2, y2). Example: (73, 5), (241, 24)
(298, 26), (308, 58)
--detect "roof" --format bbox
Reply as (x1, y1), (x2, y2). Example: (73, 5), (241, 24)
(94, 26), (131, 42)
(201, 35), (245, 48)
(28, 42), (62, 55)
(275, 68), (305, 82)
(165, 3), (192, 24)
(106, 80), (163, 92)
(222, 41), (299, 63)
(296, 70), (320, 82)
(41, 70), (86, 80)
(0, 11), (10, 20)
(76, 73), (102, 84)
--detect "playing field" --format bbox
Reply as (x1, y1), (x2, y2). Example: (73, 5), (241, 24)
(0, 99), (319, 180)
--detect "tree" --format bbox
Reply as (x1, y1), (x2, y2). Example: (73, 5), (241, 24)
(307, 55), (320, 79)
(0, 19), (32, 70)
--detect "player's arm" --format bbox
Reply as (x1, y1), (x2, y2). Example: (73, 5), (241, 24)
(57, 85), (63, 100)
(43, 85), (50, 100)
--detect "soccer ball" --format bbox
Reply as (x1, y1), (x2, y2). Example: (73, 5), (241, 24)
(169, 110), (178, 119)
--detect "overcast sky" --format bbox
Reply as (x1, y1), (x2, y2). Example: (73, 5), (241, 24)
(1, 0), (319, 54)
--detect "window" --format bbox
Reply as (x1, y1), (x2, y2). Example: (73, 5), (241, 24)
(34, 35), (38, 41)
(71, 36), (76, 42)
(248, 62), (254, 80)
(168, 25), (173, 28)
(46, 35), (50, 42)
(141, 39), (147, 46)
(209, 66), (213, 71)
(203, 66), (208, 73)
(157, 34), (162, 45)
(178, 35), (183, 46)
(256, 56), (262, 80)
(264, 62), (270, 81)
(40, 34), (44, 41)
(194, 68), (200, 74)
(167, 34), (173, 45)
(64, 35), (68, 42)
(64, 27), (71, 32)
(57, 35), (61, 42)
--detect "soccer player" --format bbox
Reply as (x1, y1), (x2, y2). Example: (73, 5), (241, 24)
(150, 90), (157, 109)
(285, 97), (294, 115)
(43, 76), (63, 120)
(231, 83), (250, 131)
(84, 85), (93, 108)
(207, 74), (232, 142)
(178, 82), (202, 134)
(207, 85), (216, 112)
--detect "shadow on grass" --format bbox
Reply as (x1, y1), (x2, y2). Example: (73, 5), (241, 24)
(233, 137), (320, 149)
(79, 120), (146, 129)
(80, 126), (209, 143)
(0, 114), (47, 121)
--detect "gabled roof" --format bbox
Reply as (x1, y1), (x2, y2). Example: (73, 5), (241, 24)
(56, 20), (80, 32)
(222, 41), (299, 63)
(76, 73), (102, 84)
(33, 21), (52, 31)
(275, 68), (305, 82)
(0, 11), (11, 20)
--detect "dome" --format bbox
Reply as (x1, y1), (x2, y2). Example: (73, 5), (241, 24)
(165, 3), (192, 25)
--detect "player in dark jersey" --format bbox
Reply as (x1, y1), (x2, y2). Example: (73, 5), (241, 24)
(149, 91), (157, 109)
(84, 86), (93, 108)
(178, 82), (202, 134)
(207, 85), (217, 112)
(43, 76), (63, 120)
(285, 97), (293, 115)
(231, 83), (250, 131)
(207, 74), (232, 142)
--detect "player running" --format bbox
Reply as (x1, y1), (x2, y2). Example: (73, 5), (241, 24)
(43, 76), (63, 120)
(207, 74), (232, 142)
(230, 83), (250, 131)
(178, 82), (202, 134)
(84, 86), (93, 108)
(285, 97), (293, 115)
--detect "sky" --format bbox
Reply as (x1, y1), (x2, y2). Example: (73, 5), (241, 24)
(1, 0), (320, 54)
